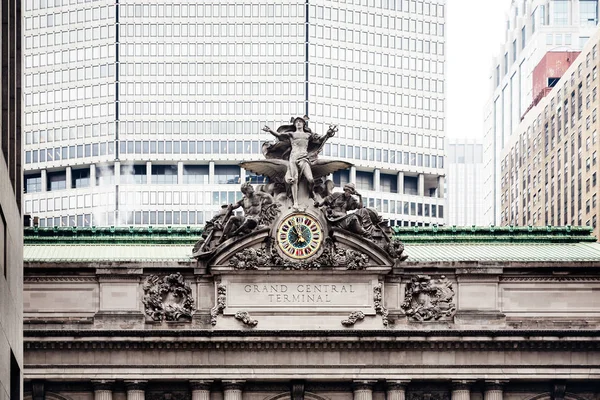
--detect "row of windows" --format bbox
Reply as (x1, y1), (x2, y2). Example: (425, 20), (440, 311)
(115, 120), (445, 149)
(311, 101), (444, 131)
(33, 212), (443, 228)
(25, 83), (113, 107)
(25, 25), (113, 51)
(27, 195), (444, 225)
(120, 61), (304, 78)
(26, 122), (114, 145)
(121, 22), (304, 39)
(121, 81), (304, 98)
(25, 47), (114, 71)
(312, 19), (443, 42)
(26, 102), (114, 127)
(121, 3), (306, 20)
(26, 0), (105, 12)
(121, 40), (303, 59)
(25, 141), (114, 164)
(25, 7), (113, 30)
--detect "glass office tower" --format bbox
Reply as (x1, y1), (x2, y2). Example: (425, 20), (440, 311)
(23, 0), (446, 227)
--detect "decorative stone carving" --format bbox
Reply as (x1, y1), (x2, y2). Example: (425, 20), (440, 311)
(234, 311), (258, 327)
(192, 116), (407, 269)
(227, 238), (370, 271)
(341, 311), (365, 326)
(210, 283), (227, 325)
(147, 392), (190, 400)
(142, 273), (195, 322)
(385, 239), (409, 261)
(407, 392), (449, 400)
(401, 275), (457, 322)
(374, 282), (390, 326)
(229, 247), (271, 270)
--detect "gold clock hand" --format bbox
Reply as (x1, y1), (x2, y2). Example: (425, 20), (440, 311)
(292, 218), (305, 242)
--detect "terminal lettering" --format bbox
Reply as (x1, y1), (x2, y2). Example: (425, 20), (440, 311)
(242, 283), (355, 303)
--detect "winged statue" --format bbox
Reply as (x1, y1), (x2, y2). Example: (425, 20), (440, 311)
(240, 116), (352, 210)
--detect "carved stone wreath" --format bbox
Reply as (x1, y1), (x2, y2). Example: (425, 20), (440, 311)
(401, 275), (456, 322)
(142, 272), (195, 322)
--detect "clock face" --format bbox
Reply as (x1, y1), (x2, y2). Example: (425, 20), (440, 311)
(277, 214), (323, 259)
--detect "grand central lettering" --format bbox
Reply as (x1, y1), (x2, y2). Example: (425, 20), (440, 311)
(243, 284), (355, 303)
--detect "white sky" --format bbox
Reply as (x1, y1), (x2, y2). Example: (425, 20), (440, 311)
(446, 0), (510, 141)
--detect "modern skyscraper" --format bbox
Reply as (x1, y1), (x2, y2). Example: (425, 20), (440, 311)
(23, 0), (447, 228)
(483, 0), (598, 225)
(1, 0), (24, 397)
(500, 29), (600, 239)
(446, 139), (485, 226)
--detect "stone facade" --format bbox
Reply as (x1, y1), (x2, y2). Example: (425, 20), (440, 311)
(22, 226), (600, 400)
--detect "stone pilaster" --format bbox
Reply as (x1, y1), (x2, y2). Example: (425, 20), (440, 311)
(223, 380), (245, 400)
(146, 161), (152, 184)
(451, 381), (473, 400)
(92, 380), (115, 400)
(386, 380), (409, 400)
(190, 380), (213, 400)
(352, 381), (376, 400)
(125, 380), (147, 400)
(484, 381), (505, 400)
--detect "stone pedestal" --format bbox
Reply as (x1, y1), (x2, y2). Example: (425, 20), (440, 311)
(125, 381), (147, 400)
(223, 381), (245, 400)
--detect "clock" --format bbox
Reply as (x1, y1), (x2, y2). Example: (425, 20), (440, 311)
(276, 214), (324, 259)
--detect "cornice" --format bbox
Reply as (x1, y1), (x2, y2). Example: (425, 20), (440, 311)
(22, 329), (600, 338)
(23, 339), (600, 352)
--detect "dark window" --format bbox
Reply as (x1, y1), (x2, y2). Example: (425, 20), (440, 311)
(183, 165), (209, 184)
(72, 168), (90, 188)
(215, 165), (240, 184)
(96, 166), (115, 186)
(47, 170), (67, 191)
(355, 171), (373, 191)
(380, 173), (398, 193)
(333, 170), (350, 187)
(246, 171), (269, 184)
(25, 173), (41, 193)
(404, 176), (418, 195)
(151, 165), (177, 184)
(121, 165), (147, 184)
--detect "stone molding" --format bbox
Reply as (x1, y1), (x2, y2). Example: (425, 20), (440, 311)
(91, 380), (115, 391)
(500, 276), (600, 282)
(190, 380), (214, 391)
(386, 380), (410, 390)
(24, 276), (98, 282)
(351, 380), (376, 391)
(222, 381), (245, 391)
(124, 380), (148, 390)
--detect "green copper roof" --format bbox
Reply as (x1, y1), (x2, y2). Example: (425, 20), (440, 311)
(22, 242), (600, 263)
(22, 225), (600, 264)
(23, 225), (597, 244)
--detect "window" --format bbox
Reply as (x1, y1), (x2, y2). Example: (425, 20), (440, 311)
(97, 166), (115, 186)
(355, 171), (374, 191)
(72, 168), (90, 188)
(25, 174), (42, 193)
(121, 165), (147, 184)
(47, 171), (67, 191)
(183, 165), (209, 184)
(214, 165), (240, 184)
(380, 173), (398, 193)
(404, 176), (418, 195)
(152, 165), (178, 184)
(521, 26), (526, 49)
(580, 0), (598, 26)
(553, 0), (569, 25)
(333, 170), (350, 187)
